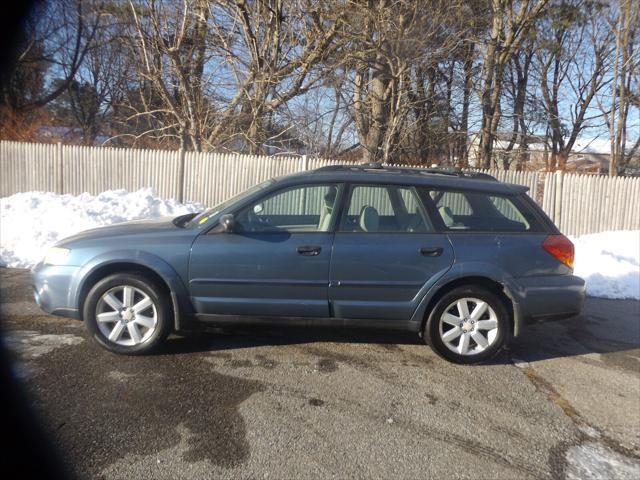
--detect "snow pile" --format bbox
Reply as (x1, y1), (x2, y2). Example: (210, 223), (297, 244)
(1, 190), (638, 300)
(570, 230), (640, 300)
(0, 189), (202, 268)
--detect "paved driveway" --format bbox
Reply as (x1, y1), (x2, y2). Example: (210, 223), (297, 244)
(1, 268), (639, 479)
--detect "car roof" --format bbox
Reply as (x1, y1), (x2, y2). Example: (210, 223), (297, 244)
(275, 163), (529, 195)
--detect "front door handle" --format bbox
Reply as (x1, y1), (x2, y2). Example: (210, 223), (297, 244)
(420, 247), (443, 257)
(297, 245), (322, 256)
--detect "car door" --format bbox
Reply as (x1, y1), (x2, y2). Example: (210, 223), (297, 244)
(189, 183), (342, 318)
(329, 183), (454, 321)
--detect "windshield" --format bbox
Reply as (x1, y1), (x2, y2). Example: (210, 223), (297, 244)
(185, 179), (275, 227)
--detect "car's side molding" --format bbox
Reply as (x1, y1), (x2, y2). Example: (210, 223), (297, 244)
(70, 250), (192, 331)
(195, 313), (419, 332)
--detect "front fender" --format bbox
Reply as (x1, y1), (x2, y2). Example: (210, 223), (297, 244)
(409, 262), (525, 336)
(69, 250), (191, 329)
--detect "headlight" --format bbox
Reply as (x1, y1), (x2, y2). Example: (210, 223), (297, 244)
(44, 247), (70, 265)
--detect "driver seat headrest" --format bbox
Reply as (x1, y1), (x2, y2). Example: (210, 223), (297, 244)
(324, 186), (337, 210)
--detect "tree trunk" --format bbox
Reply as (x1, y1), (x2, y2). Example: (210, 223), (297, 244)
(460, 45), (473, 167)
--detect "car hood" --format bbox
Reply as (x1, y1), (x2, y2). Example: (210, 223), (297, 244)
(58, 217), (180, 246)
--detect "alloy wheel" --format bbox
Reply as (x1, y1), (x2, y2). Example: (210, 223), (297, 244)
(95, 285), (158, 346)
(438, 297), (499, 356)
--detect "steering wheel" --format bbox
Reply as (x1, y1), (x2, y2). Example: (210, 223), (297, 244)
(246, 207), (273, 232)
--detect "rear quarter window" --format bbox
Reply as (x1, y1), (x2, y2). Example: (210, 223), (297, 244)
(423, 189), (544, 233)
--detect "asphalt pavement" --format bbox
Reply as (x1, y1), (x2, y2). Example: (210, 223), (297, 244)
(1, 267), (639, 479)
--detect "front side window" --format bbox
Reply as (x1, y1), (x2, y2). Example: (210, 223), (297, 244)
(234, 184), (340, 233)
(340, 185), (432, 233)
(426, 189), (532, 232)
(187, 179), (274, 227)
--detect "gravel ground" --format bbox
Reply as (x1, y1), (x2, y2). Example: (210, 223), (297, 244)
(1, 267), (639, 479)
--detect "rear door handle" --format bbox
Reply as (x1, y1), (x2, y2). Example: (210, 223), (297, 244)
(420, 247), (443, 257)
(297, 245), (322, 256)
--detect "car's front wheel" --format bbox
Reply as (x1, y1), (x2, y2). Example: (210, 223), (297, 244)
(424, 286), (509, 364)
(84, 273), (171, 355)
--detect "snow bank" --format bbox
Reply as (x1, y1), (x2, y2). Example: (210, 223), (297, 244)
(0, 189), (202, 268)
(1, 190), (638, 300)
(570, 230), (640, 300)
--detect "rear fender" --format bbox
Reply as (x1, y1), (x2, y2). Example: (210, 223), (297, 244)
(410, 262), (524, 336)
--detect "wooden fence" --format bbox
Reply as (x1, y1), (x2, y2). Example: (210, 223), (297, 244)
(1, 141), (639, 235)
(542, 171), (640, 235)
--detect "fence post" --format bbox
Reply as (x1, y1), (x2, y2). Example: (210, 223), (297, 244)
(553, 170), (564, 231)
(302, 154), (309, 171)
(177, 148), (185, 203)
(56, 141), (64, 194)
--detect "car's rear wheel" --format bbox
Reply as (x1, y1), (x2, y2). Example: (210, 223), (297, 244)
(424, 286), (509, 364)
(84, 273), (171, 355)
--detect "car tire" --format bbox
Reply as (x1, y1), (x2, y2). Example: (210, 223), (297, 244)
(423, 286), (509, 364)
(83, 273), (172, 355)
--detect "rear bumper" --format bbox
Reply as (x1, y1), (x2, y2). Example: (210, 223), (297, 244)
(31, 263), (82, 319)
(511, 274), (585, 334)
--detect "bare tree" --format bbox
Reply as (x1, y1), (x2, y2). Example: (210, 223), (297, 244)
(4, 0), (631, 169)
(50, 5), (130, 145)
(206, 0), (346, 153)
(477, 0), (548, 168)
(536, 0), (613, 171)
(120, 0), (211, 150)
(1, 0), (100, 114)
(499, 39), (535, 170)
(280, 72), (354, 157)
(340, 0), (471, 164)
(118, 0), (345, 152)
(598, 0), (639, 175)
(456, 39), (477, 167)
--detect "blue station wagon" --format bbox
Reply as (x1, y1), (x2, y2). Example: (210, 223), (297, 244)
(32, 164), (585, 363)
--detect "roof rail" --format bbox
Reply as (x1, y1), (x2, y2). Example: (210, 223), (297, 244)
(313, 162), (384, 172)
(361, 161), (384, 169)
(312, 164), (353, 172)
(414, 166), (497, 181)
(313, 163), (498, 181)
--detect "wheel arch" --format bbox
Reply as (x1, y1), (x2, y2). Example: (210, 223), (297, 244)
(416, 276), (517, 337)
(73, 253), (191, 331)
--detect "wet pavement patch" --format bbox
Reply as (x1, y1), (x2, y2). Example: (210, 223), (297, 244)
(308, 398), (324, 407)
(425, 393), (437, 405)
(208, 352), (279, 370)
(5, 330), (84, 359)
(227, 358), (253, 368)
(253, 354), (277, 369)
(10, 321), (264, 478)
(317, 358), (338, 373)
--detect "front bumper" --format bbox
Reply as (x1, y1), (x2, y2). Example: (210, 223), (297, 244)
(512, 274), (586, 331)
(31, 262), (82, 319)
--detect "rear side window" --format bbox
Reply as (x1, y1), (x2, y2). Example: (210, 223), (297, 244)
(425, 189), (538, 232)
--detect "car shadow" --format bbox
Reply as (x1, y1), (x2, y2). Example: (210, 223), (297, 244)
(491, 297), (640, 366)
(156, 297), (640, 366)
(159, 326), (423, 356)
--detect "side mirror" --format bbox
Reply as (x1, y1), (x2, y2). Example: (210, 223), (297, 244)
(219, 213), (235, 233)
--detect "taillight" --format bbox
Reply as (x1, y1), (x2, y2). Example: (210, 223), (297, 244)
(543, 235), (574, 268)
